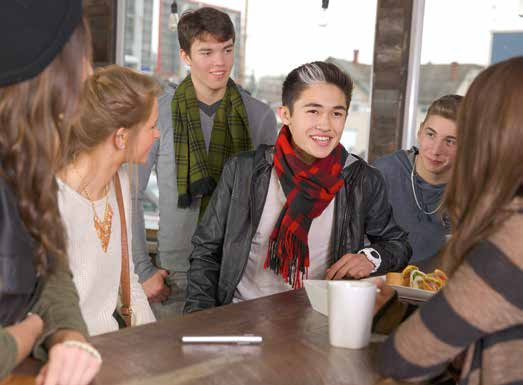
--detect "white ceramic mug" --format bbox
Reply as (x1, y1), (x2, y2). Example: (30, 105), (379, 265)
(327, 280), (376, 349)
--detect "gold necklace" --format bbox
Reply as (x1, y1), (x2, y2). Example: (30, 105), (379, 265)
(82, 184), (113, 253)
(71, 163), (114, 252)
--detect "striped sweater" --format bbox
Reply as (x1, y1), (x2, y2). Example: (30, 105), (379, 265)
(377, 206), (523, 385)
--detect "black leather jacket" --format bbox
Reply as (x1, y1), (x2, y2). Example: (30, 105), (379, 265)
(185, 146), (411, 313)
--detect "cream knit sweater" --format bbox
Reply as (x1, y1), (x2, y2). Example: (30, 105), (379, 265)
(57, 167), (156, 336)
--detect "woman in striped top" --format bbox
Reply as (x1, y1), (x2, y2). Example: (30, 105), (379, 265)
(377, 56), (523, 385)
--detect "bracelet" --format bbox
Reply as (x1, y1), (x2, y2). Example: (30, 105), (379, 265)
(62, 340), (102, 363)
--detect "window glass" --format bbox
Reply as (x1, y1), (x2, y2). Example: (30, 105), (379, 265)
(416, 0), (523, 130)
(121, 0), (378, 158)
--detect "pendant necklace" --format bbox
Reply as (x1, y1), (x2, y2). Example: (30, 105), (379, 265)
(411, 155), (444, 215)
(72, 165), (113, 252)
(82, 184), (113, 252)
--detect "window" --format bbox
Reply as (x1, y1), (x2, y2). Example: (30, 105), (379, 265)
(120, 0), (378, 158)
(415, 0), (523, 132)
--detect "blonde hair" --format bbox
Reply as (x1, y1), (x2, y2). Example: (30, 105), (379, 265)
(67, 65), (161, 161)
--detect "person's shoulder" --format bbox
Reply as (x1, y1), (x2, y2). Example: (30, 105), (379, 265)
(372, 150), (412, 183)
(224, 146), (258, 166)
(372, 149), (405, 171)
(238, 87), (272, 114)
(224, 145), (272, 170)
(343, 153), (385, 184)
(343, 153), (370, 172)
(157, 80), (176, 107)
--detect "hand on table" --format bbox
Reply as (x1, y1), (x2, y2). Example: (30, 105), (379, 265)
(142, 269), (170, 303)
(35, 342), (101, 385)
(325, 253), (374, 280)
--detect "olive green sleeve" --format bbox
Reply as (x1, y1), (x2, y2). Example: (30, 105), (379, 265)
(30, 257), (88, 361)
(0, 327), (18, 379)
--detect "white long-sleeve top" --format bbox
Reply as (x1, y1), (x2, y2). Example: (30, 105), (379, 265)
(57, 167), (156, 336)
(233, 168), (335, 302)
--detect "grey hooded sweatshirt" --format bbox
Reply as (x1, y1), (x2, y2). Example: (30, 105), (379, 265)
(373, 147), (449, 263)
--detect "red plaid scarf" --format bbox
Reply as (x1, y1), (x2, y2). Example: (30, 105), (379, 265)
(264, 125), (348, 288)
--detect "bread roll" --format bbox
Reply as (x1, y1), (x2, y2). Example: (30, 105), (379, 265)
(386, 272), (403, 286)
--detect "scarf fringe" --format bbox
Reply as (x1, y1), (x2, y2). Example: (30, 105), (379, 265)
(177, 176), (216, 208)
(177, 194), (192, 208)
(265, 229), (309, 289)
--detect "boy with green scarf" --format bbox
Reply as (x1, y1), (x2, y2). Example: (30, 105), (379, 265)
(132, 7), (278, 317)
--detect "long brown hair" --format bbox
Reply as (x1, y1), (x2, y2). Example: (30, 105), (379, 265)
(0, 18), (92, 272)
(442, 56), (523, 275)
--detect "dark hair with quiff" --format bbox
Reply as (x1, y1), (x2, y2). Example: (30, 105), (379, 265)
(282, 61), (353, 114)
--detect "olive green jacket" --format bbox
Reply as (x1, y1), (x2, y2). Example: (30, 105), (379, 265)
(0, 257), (87, 378)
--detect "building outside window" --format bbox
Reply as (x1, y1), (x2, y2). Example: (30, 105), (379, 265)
(415, 0), (523, 131)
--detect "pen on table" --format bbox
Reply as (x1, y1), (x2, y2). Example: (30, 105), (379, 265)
(181, 335), (263, 344)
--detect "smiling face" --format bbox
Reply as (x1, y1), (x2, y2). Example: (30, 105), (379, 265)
(180, 34), (234, 99)
(416, 114), (457, 184)
(279, 82), (348, 163)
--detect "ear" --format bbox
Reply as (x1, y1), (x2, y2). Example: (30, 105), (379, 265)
(180, 49), (191, 66)
(114, 127), (129, 150)
(278, 106), (292, 126)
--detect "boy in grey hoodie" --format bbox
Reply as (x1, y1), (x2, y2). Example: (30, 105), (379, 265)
(132, 7), (277, 317)
(373, 95), (462, 263)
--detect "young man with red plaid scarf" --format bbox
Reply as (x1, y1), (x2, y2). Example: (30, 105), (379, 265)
(184, 62), (411, 313)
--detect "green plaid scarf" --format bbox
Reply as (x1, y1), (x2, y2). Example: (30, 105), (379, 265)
(172, 75), (253, 217)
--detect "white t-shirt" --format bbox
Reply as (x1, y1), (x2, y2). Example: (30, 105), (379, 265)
(234, 168), (335, 302)
(57, 167), (156, 336)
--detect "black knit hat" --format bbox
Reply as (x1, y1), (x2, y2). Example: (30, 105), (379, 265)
(0, 0), (83, 86)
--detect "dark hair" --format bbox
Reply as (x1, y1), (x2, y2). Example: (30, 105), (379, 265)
(442, 56), (523, 275)
(177, 7), (235, 53)
(424, 94), (463, 123)
(0, 18), (92, 272)
(282, 61), (353, 114)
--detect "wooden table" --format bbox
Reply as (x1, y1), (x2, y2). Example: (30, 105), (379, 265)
(13, 289), (404, 385)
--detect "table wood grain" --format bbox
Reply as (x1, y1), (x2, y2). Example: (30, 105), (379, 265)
(14, 289), (410, 385)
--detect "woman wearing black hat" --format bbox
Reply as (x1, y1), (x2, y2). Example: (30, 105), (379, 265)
(0, 1), (102, 384)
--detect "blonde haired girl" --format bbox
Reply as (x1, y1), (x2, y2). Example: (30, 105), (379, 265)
(57, 65), (161, 335)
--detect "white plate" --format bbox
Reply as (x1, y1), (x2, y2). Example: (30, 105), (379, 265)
(389, 284), (435, 302)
